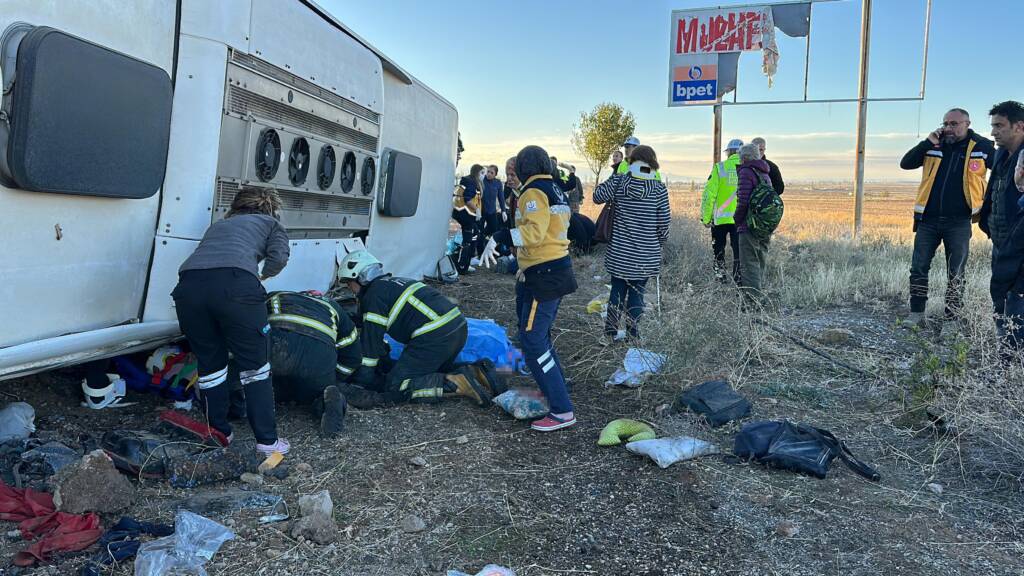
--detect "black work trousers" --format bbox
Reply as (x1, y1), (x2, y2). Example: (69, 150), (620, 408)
(172, 268), (278, 444)
(452, 209), (479, 273)
(270, 328), (335, 415)
(382, 320), (467, 403)
(711, 224), (740, 281)
(909, 217), (971, 317)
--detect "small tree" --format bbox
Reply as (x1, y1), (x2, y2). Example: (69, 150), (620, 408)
(571, 103), (637, 191)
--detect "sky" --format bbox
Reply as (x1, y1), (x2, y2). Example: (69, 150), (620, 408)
(321, 0), (1022, 182)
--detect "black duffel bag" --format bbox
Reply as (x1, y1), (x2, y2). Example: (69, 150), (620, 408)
(734, 420), (880, 481)
(676, 379), (751, 427)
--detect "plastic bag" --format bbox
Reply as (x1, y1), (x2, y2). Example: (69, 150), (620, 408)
(493, 389), (549, 420)
(586, 295), (608, 315)
(606, 348), (666, 388)
(0, 402), (35, 443)
(134, 510), (234, 576)
(625, 437), (720, 469)
(448, 565), (516, 576)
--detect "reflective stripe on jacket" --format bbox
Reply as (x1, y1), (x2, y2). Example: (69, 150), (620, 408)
(701, 154), (740, 226)
(914, 136), (992, 222)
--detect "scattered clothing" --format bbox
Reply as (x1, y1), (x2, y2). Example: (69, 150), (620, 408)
(0, 481), (102, 567)
(597, 419), (656, 446)
(78, 516), (174, 576)
(625, 437), (720, 468)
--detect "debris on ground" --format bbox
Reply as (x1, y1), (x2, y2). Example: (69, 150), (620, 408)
(290, 490), (336, 544)
(625, 437), (721, 468)
(181, 488), (282, 517)
(0, 403), (35, 443)
(606, 348), (666, 388)
(455, 435), (469, 445)
(448, 565), (516, 576)
(675, 380), (752, 427)
(927, 482), (944, 495)
(817, 327), (855, 345)
(400, 514), (427, 533)
(134, 510), (234, 576)
(166, 442), (262, 488)
(775, 520), (800, 538)
(78, 516), (173, 576)
(0, 481), (102, 566)
(493, 388), (549, 420)
(408, 456), (428, 467)
(20, 442), (78, 475)
(51, 450), (134, 514)
(239, 472), (263, 486)
(597, 419), (656, 446)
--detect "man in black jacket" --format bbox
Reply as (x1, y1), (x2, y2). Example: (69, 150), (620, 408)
(751, 137), (784, 195)
(900, 108), (995, 332)
(982, 101), (1024, 357)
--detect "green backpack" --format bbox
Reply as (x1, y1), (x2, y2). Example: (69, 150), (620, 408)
(746, 173), (784, 240)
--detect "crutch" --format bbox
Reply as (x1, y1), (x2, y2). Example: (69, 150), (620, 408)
(655, 275), (662, 316)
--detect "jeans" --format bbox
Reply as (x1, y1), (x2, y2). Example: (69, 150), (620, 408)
(606, 277), (648, 337)
(909, 218), (971, 317)
(711, 224), (740, 281)
(516, 281), (572, 414)
(739, 232), (771, 302)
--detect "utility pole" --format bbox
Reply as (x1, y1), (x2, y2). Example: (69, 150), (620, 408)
(712, 103), (723, 164)
(852, 0), (872, 240)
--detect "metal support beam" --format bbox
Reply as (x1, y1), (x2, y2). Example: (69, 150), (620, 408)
(713, 104), (723, 163)
(853, 0), (872, 240)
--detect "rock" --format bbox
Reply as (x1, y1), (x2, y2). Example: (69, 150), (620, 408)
(654, 403), (672, 417)
(266, 548), (283, 559)
(401, 514), (427, 533)
(455, 435), (469, 445)
(817, 328), (854, 345)
(298, 490), (333, 519)
(50, 450), (134, 514)
(408, 456), (428, 467)
(927, 482), (943, 495)
(240, 472), (264, 486)
(295, 462), (313, 475)
(775, 520), (799, 538)
(290, 514), (338, 545)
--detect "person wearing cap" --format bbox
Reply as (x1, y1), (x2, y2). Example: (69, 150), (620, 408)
(701, 139), (743, 283)
(616, 137), (663, 181)
(336, 250), (501, 407)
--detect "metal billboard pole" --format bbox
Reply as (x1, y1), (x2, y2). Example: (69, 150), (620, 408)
(852, 0), (872, 240)
(713, 104), (723, 163)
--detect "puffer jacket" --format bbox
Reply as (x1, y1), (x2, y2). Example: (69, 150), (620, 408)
(593, 169), (671, 280)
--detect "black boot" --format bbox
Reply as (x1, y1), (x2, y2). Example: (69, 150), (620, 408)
(338, 383), (387, 409)
(317, 385), (347, 437)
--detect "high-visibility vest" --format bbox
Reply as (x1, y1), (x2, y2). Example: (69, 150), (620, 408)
(701, 154), (740, 226)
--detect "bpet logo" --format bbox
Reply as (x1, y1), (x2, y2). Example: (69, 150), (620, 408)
(672, 65), (717, 103)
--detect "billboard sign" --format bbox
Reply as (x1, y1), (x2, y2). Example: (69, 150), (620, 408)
(672, 7), (770, 54)
(671, 59), (718, 104)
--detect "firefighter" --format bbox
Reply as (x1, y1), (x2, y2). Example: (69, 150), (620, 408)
(264, 290), (357, 437)
(337, 250), (503, 406)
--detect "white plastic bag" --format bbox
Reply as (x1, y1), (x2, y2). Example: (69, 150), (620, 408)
(135, 510), (234, 576)
(606, 348), (667, 388)
(448, 565), (516, 576)
(0, 402), (35, 443)
(625, 437), (720, 469)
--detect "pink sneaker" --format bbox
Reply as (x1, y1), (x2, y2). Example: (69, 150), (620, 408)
(531, 413), (577, 432)
(256, 438), (291, 455)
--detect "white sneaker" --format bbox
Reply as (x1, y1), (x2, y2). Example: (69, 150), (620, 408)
(256, 438), (291, 455)
(467, 266), (477, 273)
(470, 257), (481, 267)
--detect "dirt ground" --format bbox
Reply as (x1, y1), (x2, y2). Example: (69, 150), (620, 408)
(1, 253), (1023, 575)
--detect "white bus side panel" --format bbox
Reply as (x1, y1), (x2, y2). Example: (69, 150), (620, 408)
(368, 74), (458, 279)
(0, 1), (175, 348)
(181, 0), (251, 52)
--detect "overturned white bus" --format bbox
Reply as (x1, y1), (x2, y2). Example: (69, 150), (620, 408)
(0, 0), (459, 379)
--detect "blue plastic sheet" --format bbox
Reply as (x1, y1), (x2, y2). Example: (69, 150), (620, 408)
(386, 318), (523, 372)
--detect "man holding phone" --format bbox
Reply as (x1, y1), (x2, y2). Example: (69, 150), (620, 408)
(900, 108), (994, 334)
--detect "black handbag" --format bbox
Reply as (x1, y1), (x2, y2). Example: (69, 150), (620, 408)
(676, 380), (751, 427)
(734, 420), (881, 481)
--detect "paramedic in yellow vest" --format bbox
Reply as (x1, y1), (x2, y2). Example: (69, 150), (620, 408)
(616, 137), (663, 181)
(452, 164), (484, 274)
(485, 145), (579, 432)
(900, 108), (995, 331)
(701, 139), (743, 282)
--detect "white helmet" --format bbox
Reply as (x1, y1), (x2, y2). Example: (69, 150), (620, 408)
(624, 136), (640, 147)
(338, 250), (385, 285)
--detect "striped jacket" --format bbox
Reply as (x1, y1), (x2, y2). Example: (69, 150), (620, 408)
(593, 171), (671, 280)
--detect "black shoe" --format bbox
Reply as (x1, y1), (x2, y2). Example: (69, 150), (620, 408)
(471, 359), (508, 397)
(319, 385), (347, 438)
(338, 383), (386, 410)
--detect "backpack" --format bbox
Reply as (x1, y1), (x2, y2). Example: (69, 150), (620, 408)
(734, 420), (880, 481)
(746, 171), (783, 240)
(675, 379), (751, 428)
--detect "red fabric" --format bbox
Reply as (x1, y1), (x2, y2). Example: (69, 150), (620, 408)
(0, 482), (102, 566)
(159, 409), (230, 447)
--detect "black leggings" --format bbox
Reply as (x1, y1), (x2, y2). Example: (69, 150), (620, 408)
(452, 209), (479, 273)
